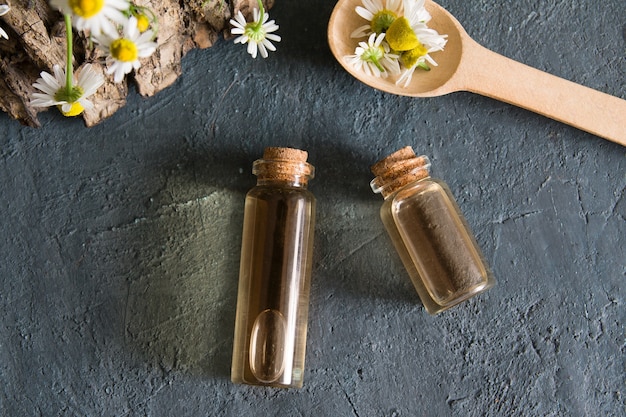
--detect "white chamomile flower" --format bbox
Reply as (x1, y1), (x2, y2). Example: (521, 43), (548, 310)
(229, 4), (281, 59)
(373, 0), (446, 87)
(94, 16), (157, 83)
(0, 4), (10, 40)
(50, 0), (130, 37)
(351, 0), (403, 38)
(402, 0), (431, 27)
(404, 0), (447, 52)
(30, 64), (104, 116)
(344, 32), (400, 78)
(395, 28), (446, 87)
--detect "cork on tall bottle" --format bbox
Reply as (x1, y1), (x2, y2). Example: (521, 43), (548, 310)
(254, 147), (314, 185)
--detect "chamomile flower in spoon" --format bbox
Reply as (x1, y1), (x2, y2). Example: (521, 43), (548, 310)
(346, 0), (447, 84)
(395, 29), (443, 87)
(402, 0), (431, 27)
(385, 14), (447, 86)
(351, 0), (403, 38)
(345, 32), (400, 78)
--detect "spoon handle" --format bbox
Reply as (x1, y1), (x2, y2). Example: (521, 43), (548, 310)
(460, 40), (626, 146)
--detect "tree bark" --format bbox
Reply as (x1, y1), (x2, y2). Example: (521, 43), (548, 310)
(0, 0), (275, 127)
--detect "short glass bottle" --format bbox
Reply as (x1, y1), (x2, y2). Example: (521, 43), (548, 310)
(231, 147), (316, 388)
(370, 147), (495, 314)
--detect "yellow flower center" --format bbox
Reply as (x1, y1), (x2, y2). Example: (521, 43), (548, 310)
(110, 38), (138, 62)
(135, 14), (150, 32)
(370, 10), (397, 34)
(385, 17), (419, 51)
(69, 0), (105, 18)
(58, 102), (85, 117)
(400, 42), (429, 68)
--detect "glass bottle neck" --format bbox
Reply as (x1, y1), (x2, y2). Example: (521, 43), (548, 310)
(380, 174), (430, 200)
(253, 159), (314, 188)
(256, 177), (310, 188)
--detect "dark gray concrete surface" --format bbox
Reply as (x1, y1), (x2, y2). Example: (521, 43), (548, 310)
(1, 0), (624, 415)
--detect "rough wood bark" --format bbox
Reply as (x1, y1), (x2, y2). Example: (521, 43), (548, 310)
(0, 0), (275, 127)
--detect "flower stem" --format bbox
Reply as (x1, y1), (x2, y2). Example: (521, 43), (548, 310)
(64, 14), (73, 94)
(257, 0), (265, 24)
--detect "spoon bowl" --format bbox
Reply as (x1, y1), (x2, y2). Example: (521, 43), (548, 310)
(328, 0), (626, 146)
(328, 0), (463, 96)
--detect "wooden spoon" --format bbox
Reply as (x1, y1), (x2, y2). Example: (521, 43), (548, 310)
(328, 0), (626, 146)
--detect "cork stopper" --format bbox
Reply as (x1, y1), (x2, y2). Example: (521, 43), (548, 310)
(263, 147), (308, 162)
(370, 147), (430, 198)
(253, 146), (315, 185)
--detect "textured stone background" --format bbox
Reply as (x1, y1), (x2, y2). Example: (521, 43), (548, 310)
(1, 0), (624, 415)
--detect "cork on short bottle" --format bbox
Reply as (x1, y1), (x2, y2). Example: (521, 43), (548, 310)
(370, 146), (431, 198)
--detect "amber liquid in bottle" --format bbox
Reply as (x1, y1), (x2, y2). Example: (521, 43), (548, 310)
(231, 147), (315, 388)
(372, 147), (494, 315)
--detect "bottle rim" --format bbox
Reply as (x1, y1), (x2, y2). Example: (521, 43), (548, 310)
(253, 159), (315, 183)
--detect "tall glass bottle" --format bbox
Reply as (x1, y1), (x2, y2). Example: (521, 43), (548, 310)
(370, 147), (495, 315)
(231, 147), (316, 388)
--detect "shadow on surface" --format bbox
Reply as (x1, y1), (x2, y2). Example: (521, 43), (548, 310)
(306, 141), (424, 307)
(104, 144), (255, 379)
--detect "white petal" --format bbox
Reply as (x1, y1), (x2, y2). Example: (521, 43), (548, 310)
(230, 20), (245, 31)
(125, 16), (139, 39)
(113, 66), (126, 83)
(52, 65), (65, 83)
(351, 25), (371, 39)
(78, 98), (94, 110)
(99, 18), (118, 38)
(136, 30), (155, 45)
(247, 41), (258, 58)
(262, 39), (276, 52)
(77, 65), (104, 96)
(123, 61), (134, 73)
(263, 22), (279, 33)
(105, 7), (129, 26)
(137, 41), (157, 56)
(265, 33), (280, 42)
(355, 6), (374, 21)
(32, 81), (58, 96)
(365, 0), (383, 13)
(110, 0), (130, 8)
(39, 73), (61, 91)
(30, 94), (58, 107)
(233, 11), (247, 27)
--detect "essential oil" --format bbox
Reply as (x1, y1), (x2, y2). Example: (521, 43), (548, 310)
(371, 147), (494, 314)
(231, 147), (316, 388)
